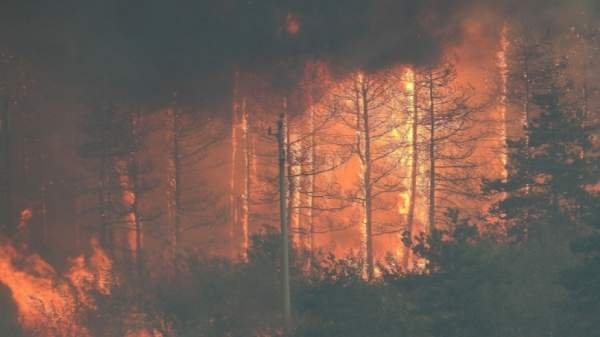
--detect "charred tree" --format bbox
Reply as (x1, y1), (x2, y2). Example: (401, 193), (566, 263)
(166, 93), (224, 266)
(419, 61), (483, 232)
(403, 71), (420, 270)
(79, 102), (127, 252)
(506, 25), (555, 145)
(275, 110), (292, 333)
(335, 71), (404, 280)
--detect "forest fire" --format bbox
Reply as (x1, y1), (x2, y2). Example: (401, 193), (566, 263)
(0, 237), (110, 336)
(1, 1), (599, 336)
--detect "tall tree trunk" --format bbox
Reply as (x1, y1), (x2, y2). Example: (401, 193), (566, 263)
(277, 105), (292, 333)
(167, 105), (182, 269)
(129, 110), (144, 280)
(361, 81), (374, 281)
(306, 106), (316, 266)
(428, 71), (436, 232)
(580, 34), (589, 160)
(403, 74), (419, 270)
(131, 158), (143, 279)
(98, 151), (111, 248)
(241, 97), (250, 260)
(286, 121), (301, 249)
(230, 69), (240, 256)
(523, 53), (530, 146)
(582, 43), (589, 120)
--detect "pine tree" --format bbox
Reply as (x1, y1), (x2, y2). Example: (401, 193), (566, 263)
(487, 85), (592, 244)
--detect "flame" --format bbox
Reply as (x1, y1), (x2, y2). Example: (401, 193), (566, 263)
(125, 329), (164, 337)
(241, 97), (250, 260)
(285, 13), (300, 35)
(117, 160), (141, 259)
(0, 237), (112, 337)
(396, 68), (416, 216)
(497, 23), (509, 180)
(18, 208), (33, 229)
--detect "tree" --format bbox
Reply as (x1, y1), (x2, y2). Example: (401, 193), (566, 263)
(334, 70), (405, 280)
(293, 60), (354, 263)
(417, 61), (483, 233)
(505, 24), (556, 144)
(487, 84), (590, 243)
(79, 101), (127, 251)
(240, 62), (351, 266)
(79, 101), (158, 280)
(486, 80), (595, 335)
(165, 93), (224, 269)
(118, 105), (157, 279)
(402, 70), (421, 270)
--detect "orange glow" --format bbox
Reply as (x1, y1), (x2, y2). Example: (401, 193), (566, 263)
(117, 160), (141, 259)
(497, 23), (509, 180)
(125, 329), (164, 337)
(241, 97), (250, 260)
(0, 237), (112, 336)
(18, 208), (33, 229)
(285, 13), (300, 35)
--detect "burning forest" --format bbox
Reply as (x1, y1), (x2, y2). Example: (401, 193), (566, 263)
(1, 0), (600, 336)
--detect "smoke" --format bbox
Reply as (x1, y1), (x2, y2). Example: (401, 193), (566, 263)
(0, 0), (596, 110)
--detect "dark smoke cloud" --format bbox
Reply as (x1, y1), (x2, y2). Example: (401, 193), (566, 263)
(0, 0), (596, 110)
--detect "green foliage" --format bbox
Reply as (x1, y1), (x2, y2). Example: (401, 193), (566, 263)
(487, 86), (591, 243)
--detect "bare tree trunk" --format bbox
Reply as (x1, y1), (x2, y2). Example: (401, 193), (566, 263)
(523, 54), (530, 146)
(240, 97), (250, 260)
(361, 81), (375, 281)
(286, 121), (301, 249)
(230, 69), (240, 256)
(277, 105), (292, 333)
(582, 44), (589, 120)
(129, 110), (144, 280)
(499, 25), (509, 181)
(132, 159), (143, 279)
(173, 109), (182, 249)
(167, 105), (182, 269)
(307, 106), (316, 265)
(580, 33), (589, 161)
(403, 74), (419, 270)
(427, 71), (436, 232)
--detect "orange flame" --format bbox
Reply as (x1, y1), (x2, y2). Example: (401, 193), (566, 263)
(0, 237), (112, 336)
(285, 13), (300, 35)
(18, 208), (33, 229)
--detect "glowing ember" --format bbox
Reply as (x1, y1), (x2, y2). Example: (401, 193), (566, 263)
(18, 208), (33, 229)
(285, 13), (300, 35)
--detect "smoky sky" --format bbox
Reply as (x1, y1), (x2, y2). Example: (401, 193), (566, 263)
(0, 0), (596, 110)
